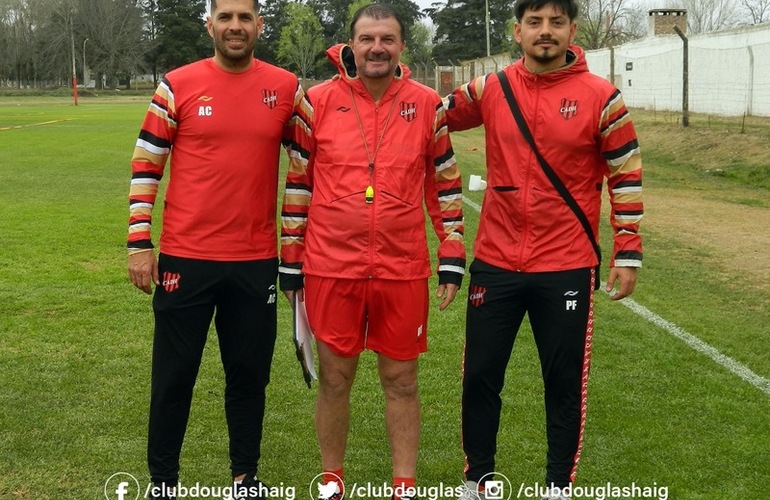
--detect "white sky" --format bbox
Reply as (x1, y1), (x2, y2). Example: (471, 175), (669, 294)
(415, 0), (658, 13)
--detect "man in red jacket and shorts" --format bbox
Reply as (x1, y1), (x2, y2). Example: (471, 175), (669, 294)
(279, 4), (466, 500)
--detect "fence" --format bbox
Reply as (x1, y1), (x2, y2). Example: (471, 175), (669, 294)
(417, 22), (770, 117)
(586, 22), (770, 117)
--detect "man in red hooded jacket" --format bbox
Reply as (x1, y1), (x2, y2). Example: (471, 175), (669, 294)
(445, 1), (643, 499)
(279, 4), (465, 500)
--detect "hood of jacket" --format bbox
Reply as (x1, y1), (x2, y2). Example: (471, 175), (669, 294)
(513, 44), (589, 86)
(325, 43), (412, 85)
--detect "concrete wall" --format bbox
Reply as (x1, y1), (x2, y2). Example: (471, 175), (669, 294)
(586, 23), (770, 116)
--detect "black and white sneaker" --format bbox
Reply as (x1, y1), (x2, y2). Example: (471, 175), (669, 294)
(229, 475), (268, 500)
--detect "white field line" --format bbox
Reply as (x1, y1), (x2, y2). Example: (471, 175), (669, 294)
(462, 196), (770, 396)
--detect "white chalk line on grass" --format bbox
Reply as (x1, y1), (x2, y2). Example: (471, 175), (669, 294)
(613, 296), (770, 396)
(462, 196), (770, 396)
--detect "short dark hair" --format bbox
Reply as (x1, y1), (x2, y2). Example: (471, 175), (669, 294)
(514, 0), (578, 22)
(350, 3), (407, 42)
(210, 0), (260, 15)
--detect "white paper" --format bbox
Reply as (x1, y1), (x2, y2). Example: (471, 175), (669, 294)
(293, 294), (317, 387)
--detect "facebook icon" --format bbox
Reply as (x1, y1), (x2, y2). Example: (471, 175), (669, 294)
(115, 482), (129, 500)
(104, 472), (139, 500)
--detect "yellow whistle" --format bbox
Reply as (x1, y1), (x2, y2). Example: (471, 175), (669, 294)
(365, 185), (374, 204)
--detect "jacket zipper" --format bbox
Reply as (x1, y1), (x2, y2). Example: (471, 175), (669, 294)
(367, 104), (379, 278)
(517, 75), (539, 271)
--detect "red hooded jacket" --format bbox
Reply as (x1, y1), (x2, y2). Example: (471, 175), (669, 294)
(445, 46), (643, 272)
(279, 44), (466, 288)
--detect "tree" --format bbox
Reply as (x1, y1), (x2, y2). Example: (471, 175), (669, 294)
(140, 0), (161, 84)
(255, 0), (291, 64)
(36, 0), (80, 86)
(429, 0), (514, 64)
(405, 20), (432, 65)
(308, 0), (423, 50)
(575, 0), (640, 49)
(152, 0), (208, 74)
(1, 0), (37, 87)
(742, 0), (770, 24)
(672, 0), (741, 34)
(79, 0), (146, 89)
(276, 2), (324, 80)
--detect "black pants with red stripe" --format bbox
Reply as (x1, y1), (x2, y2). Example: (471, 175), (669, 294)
(462, 259), (595, 488)
(148, 255), (278, 484)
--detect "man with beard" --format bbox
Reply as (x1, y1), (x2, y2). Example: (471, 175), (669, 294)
(279, 4), (465, 500)
(127, 0), (304, 498)
(444, 1), (644, 499)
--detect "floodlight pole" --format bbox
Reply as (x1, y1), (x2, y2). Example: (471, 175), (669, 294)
(485, 0), (491, 57)
(83, 38), (89, 90)
(673, 25), (689, 127)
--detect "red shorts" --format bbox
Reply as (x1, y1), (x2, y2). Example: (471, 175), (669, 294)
(304, 276), (429, 360)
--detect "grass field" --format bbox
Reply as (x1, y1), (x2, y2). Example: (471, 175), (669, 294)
(1, 96), (769, 500)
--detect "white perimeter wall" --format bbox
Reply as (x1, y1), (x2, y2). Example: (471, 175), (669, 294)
(585, 22), (770, 116)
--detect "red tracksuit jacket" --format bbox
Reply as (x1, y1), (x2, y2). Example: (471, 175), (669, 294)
(445, 45), (643, 272)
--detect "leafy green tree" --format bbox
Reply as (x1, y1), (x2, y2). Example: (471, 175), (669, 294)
(404, 19), (432, 65)
(255, 0), (290, 64)
(276, 1), (324, 80)
(429, 0), (513, 63)
(309, 0), (423, 48)
(152, 0), (208, 73)
(307, 0), (351, 46)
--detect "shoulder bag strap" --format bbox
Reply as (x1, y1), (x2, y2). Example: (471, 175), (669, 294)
(496, 70), (601, 263)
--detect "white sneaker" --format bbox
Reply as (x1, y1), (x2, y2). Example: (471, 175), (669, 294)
(541, 486), (571, 500)
(457, 481), (481, 500)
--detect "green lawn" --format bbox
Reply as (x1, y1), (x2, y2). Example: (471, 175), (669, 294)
(1, 97), (768, 499)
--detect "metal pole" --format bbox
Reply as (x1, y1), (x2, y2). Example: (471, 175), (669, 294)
(609, 45), (615, 86)
(485, 0), (491, 57)
(673, 25), (688, 127)
(83, 38), (89, 89)
(71, 29), (78, 106)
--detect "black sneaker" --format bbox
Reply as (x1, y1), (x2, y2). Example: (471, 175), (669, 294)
(231, 475), (268, 500)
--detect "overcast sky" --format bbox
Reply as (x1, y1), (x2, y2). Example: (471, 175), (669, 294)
(415, 0), (658, 13)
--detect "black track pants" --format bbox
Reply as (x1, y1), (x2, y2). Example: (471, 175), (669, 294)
(462, 259), (595, 487)
(147, 255), (278, 483)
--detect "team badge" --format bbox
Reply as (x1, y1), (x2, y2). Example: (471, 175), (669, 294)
(559, 98), (578, 120)
(400, 101), (417, 122)
(262, 89), (278, 109)
(469, 284), (487, 307)
(162, 272), (180, 293)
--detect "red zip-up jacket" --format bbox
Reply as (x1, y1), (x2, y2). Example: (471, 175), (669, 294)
(279, 44), (465, 289)
(445, 46), (643, 272)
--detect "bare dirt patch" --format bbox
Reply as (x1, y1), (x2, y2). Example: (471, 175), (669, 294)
(642, 188), (770, 292)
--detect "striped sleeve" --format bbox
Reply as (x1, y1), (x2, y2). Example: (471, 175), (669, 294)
(279, 86), (313, 291)
(443, 74), (488, 132)
(127, 78), (176, 254)
(600, 89), (643, 268)
(425, 98), (466, 285)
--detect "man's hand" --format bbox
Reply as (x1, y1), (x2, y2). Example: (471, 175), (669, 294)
(283, 288), (304, 308)
(128, 251), (159, 295)
(436, 283), (460, 311)
(605, 267), (638, 301)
